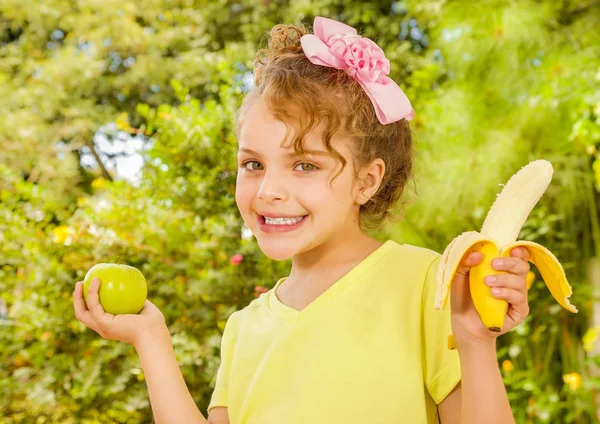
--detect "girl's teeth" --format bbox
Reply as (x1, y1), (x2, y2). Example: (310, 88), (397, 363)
(264, 216), (304, 225)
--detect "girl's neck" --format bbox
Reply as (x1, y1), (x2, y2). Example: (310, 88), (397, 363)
(286, 227), (383, 289)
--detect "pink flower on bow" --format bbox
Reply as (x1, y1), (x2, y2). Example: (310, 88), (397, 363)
(300, 17), (414, 125)
(328, 33), (390, 82)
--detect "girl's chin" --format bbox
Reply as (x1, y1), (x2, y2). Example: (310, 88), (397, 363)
(256, 240), (300, 261)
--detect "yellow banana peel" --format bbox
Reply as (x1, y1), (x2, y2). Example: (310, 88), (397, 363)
(435, 160), (577, 346)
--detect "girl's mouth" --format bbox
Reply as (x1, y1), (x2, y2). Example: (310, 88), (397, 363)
(257, 214), (308, 233)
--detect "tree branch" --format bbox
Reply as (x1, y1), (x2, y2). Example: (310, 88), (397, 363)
(87, 141), (113, 181)
(562, 0), (600, 23)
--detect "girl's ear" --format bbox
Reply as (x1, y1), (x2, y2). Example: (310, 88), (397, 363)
(355, 158), (385, 205)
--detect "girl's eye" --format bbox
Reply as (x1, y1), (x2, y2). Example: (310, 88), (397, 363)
(295, 163), (316, 172)
(242, 161), (264, 171)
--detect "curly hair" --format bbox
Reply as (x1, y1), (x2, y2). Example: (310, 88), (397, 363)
(235, 23), (415, 230)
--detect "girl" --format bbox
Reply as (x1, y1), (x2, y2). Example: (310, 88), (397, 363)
(73, 16), (531, 424)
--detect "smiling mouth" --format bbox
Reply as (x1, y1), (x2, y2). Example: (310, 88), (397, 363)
(261, 216), (305, 225)
(257, 214), (308, 231)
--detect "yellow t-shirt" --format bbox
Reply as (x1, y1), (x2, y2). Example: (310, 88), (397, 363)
(208, 240), (461, 423)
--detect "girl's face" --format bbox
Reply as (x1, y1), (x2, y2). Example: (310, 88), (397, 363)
(235, 99), (364, 261)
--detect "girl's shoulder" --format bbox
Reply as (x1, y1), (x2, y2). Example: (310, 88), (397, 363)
(380, 239), (440, 271)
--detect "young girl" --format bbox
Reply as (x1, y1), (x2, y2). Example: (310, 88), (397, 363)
(73, 16), (531, 424)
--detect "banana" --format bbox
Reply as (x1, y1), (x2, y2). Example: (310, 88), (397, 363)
(435, 160), (577, 340)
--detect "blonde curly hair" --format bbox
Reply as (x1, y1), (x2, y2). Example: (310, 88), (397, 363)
(236, 23), (414, 230)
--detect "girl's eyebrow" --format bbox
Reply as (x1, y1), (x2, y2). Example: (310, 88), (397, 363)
(238, 147), (329, 157)
(238, 147), (260, 156)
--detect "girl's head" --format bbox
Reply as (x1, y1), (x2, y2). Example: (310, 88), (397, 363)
(235, 18), (415, 261)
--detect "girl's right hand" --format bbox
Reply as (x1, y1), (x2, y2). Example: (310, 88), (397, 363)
(73, 278), (167, 347)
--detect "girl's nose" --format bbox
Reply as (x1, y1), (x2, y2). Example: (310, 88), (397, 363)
(257, 171), (288, 203)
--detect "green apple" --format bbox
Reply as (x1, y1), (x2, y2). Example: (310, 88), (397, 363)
(83, 263), (147, 315)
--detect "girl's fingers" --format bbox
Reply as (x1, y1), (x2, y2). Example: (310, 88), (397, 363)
(464, 251), (483, 267)
(456, 251), (483, 276)
(510, 246), (530, 262)
(140, 299), (159, 314)
(484, 273), (527, 291)
(73, 282), (98, 330)
(491, 280), (531, 324)
(86, 278), (114, 327)
(490, 287), (528, 312)
(491, 256), (530, 276)
(450, 252), (483, 312)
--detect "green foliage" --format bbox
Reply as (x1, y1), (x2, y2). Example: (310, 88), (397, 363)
(1, 0), (600, 422)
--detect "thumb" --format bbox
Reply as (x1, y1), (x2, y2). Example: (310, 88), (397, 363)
(456, 251), (483, 276)
(140, 300), (165, 320)
(140, 299), (158, 314)
(450, 251), (483, 312)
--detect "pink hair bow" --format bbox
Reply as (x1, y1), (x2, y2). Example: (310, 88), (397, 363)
(300, 16), (415, 125)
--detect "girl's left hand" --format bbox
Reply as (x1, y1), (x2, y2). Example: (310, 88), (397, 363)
(449, 247), (531, 346)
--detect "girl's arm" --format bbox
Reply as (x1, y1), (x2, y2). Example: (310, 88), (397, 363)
(438, 247), (532, 423)
(438, 341), (513, 424)
(135, 326), (210, 424)
(74, 280), (228, 424)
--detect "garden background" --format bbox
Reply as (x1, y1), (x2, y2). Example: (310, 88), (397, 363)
(1, 0), (600, 422)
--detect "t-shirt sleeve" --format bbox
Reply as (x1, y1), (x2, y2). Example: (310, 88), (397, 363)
(207, 311), (240, 413)
(421, 254), (462, 405)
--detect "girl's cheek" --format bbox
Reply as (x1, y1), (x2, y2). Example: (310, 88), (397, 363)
(235, 178), (256, 205)
(235, 180), (247, 204)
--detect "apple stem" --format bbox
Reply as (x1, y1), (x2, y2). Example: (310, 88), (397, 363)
(117, 256), (120, 265)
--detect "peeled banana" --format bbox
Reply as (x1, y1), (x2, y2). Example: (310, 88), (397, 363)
(435, 160), (577, 339)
